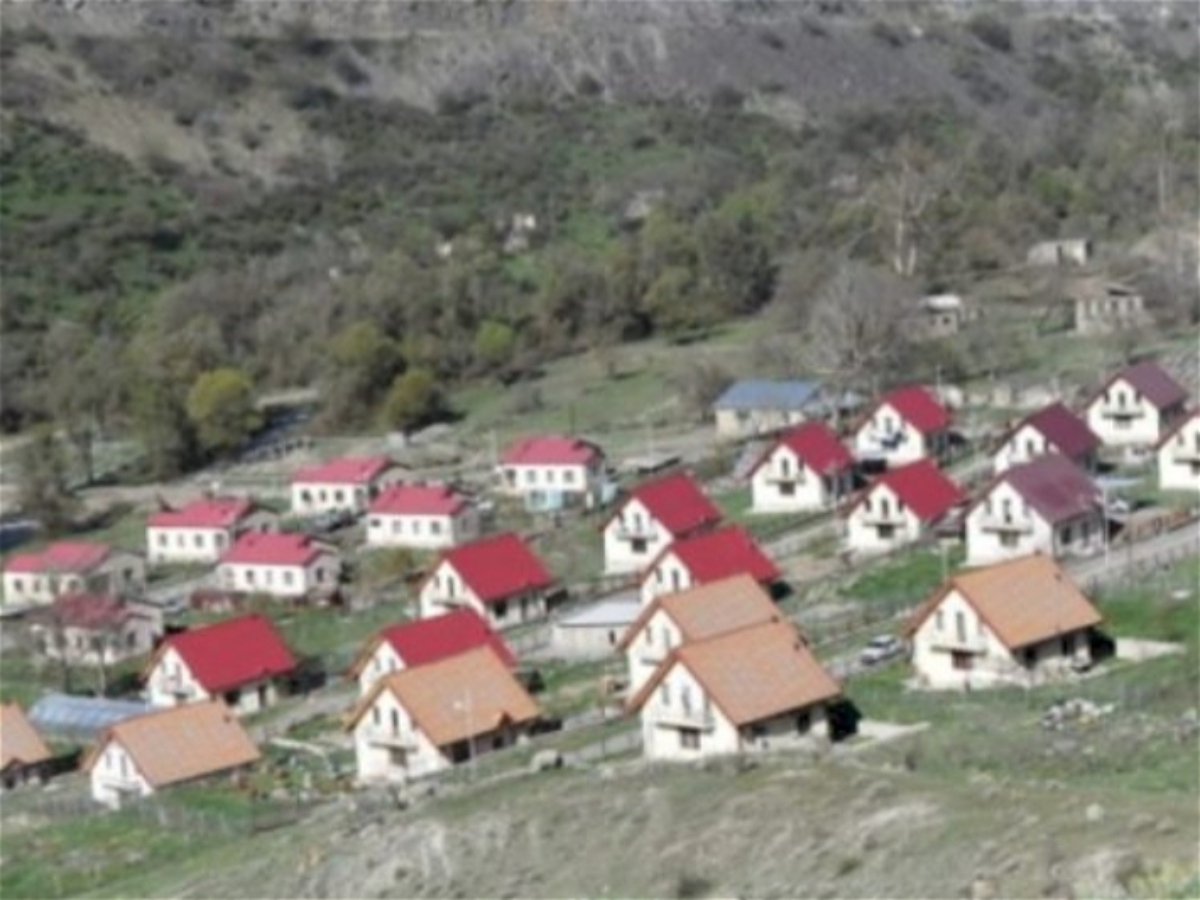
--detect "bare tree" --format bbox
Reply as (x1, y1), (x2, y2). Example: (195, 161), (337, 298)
(869, 138), (961, 279)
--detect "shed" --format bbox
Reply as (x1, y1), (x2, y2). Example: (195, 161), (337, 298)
(550, 593), (642, 660)
(28, 694), (154, 745)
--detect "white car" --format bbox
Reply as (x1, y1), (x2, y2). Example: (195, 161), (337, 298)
(860, 635), (906, 667)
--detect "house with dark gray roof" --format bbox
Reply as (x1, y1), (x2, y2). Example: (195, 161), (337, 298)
(992, 402), (1100, 474)
(1084, 361), (1189, 449)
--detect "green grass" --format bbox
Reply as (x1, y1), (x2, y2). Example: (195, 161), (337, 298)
(841, 545), (965, 604)
(712, 487), (753, 522)
(1092, 557), (1199, 649)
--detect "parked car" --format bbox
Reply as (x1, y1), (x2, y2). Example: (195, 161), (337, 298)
(859, 635), (906, 667)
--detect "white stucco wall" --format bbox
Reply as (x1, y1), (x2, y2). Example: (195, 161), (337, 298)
(147, 511), (277, 566)
(1159, 420), (1200, 492)
(291, 469), (402, 516)
(146, 646), (279, 715)
(604, 498), (673, 575)
(750, 447), (850, 514)
(639, 663), (741, 760)
(357, 642), (404, 696)
(845, 484), (922, 555)
(639, 552), (695, 605)
(2, 552), (146, 607)
(91, 741), (153, 808)
(365, 509), (480, 550)
(1085, 380), (1165, 448)
(498, 462), (603, 502)
(715, 408), (807, 439)
(853, 403), (938, 466)
(217, 552), (339, 598)
(624, 609), (684, 695)
(965, 482), (1102, 566)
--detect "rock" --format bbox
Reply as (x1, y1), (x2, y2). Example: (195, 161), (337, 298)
(529, 749), (563, 773)
(971, 876), (998, 900)
(1155, 816), (1178, 835)
(1084, 803), (1105, 823)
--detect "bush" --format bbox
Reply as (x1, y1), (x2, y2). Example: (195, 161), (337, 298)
(967, 13), (1014, 53)
(869, 20), (908, 48)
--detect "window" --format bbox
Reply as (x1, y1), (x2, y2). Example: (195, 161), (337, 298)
(412, 520), (421, 535)
(1000, 533), (1019, 548)
(1116, 418), (1131, 430)
(177, 534), (186, 547)
(318, 491), (327, 502)
(334, 490), (345, 503)
(393, 520), (402, 534)
(864, 496), (873, 512)
(796, 710), (811, 733)
(265, 570), (274, 586)
(935, 609), (944, 631)
(563, 469), (576, 484)
(951, 651), (972, 671)
(680, 685), (692, 714)
(11, 579), (22, 593)
(546, 470), (556, 484)
(194, 534), (205, 548)
(780, 482), (796, 497)
(157, 535), (168, 548)
(955, 611), (966, 642)
(878, 524), (896, 540)
(632, 538), (647, 554)
(430, 521), (442, 535)
(391, 708), (400, 732)
(372, 706), (381, 725)
(660, 626), (670, 649)
(369, 518), (382, 529)
(283, 571), (294, 586)
(880, 498), (890, 516)
(525, 470), (536, 484)
(660, 683), (670, 706)
(246, 570), (256, 585)
(1060, 634), (1076, 656)
(679, 728), (700, 750)
(655, 568), (664, 585)
(494, 600), (509, 619)
(780, 457), (791, 477)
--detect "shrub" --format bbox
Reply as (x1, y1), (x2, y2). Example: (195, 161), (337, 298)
(967, 13), (1014, 53)
(869, 20), (908, 48)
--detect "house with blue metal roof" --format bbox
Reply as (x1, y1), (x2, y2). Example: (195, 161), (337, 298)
(28, 694), (154, 745)
(712, 380), (828, 438)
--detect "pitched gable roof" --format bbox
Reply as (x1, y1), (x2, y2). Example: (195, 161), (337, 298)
(866, 385), (951, 434)
(500, 435), (602, 466)
(713, 380), (822, 412)
(617, 573), (780, 651)
(436, 533), (554, 605)
(369, 484), (468, 517)
(904, 554), (1102, 650)
(291, 455), (395, 485)
(37, 592), (151, 630)
(750, 421), (853, 478)
(984, 455), (1099, 525)
(1155, 407), (1200, 449)
(348, 647), (540, 747)
(1006, 402), (1100, 461)
(651, 525), (780, 587)
(349, 609), (516, 678)
(147, 497), (256, 530)
(863, 459), (964, 523)
(148, 614), (296, 693)
(1093, 361), (1188, 411)
(85, 700), (260, 787)
(627, 621), (841, 725)
(5, 541), (114, 576)
(613, 472), (722, 538)
(1, 703), (52, 772)
(218, 532), (331, 567)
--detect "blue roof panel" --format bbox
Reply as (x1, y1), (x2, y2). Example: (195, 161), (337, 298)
(713, 380), (823, 412)
(29, 693), (153, 740)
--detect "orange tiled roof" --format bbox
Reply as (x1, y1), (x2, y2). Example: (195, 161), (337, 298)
(85, 700), (259, 787)
(1, 703), (52, 772)
(348, 646), (539, 748)
(905, 553), (1103, 650)
(617, 573), (781, 651)
(628, 621), (841, 726)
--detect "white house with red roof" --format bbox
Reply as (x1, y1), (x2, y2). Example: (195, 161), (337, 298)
(603, 472), (723, 576)
(365, 484), (479, 550)
(28, 593), (162, 668)
(290, 455), (404, 516)
(1158, 409), (1200, 492)
(749, 422), (855, 514)
(639, 525), (780, 606)
(348, 608), (516, 695)
(3, 542), (146, 608)
(418, 532), (558, 629)
(965, 455), (1103, 566)
(146, 497), (278, 566)
(1084, 361), (1189, 449)
(846, 460), (964, 556)
(496, 435), (607, 510)
(992, 402), (1100, 474)
(143, 614), (297, 715)
(216, 533), (341, 599)
(852, 385), (951, 467)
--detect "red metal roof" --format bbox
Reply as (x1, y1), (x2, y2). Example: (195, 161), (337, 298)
(1094, 361), (1188, 411)
(152, 614), (296, 693)
(616, 472), (722, 538)
(291, 455), (395, 485)
(376, 609), (516, 670)
(750, 421), (853, 478)
(5, 541), (112, 576)
(219, 532), (328, 567)
(369, 484), (467, 517)
(991, 455), (1100, 525)
(654, 525), (781, 587)
(1008, 402), (1100, 462)
(871, 459), (964, 523)
(867, 385), (951, 435)
(500, 435), (601, 466)
(438, 533), (554, 605)
(147, 497), (255, 529)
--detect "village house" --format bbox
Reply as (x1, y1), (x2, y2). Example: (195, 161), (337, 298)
(1, 703), (53, 791)
(905, 554), (1104, 690)
(712, 380), (828, 439)
(347, 646), (540, 784)
(907, 294), (977, 340)
(1067, 278), (1151, 335)
(1084, 361), (1189, 449)
(28, 592), (162, 668)
(143, 614), (297, 715)
(418, 532), (558, 629)
(640, 525), (780, 606)
(626, 620), (842, 761)
(365, 483), (480, 550)
(1158, 409), (1200, 492)
(216, 532), (341, 599)
(602, 471), (722, 576)
(619, 573), (783, 695)
(1026, 237), (1093, 267)
(496, 435), (608, 511)
(290, 455), (405, 516)
(2, 542), (146, 608)
(146, 496), (278, 566)
(749, 421), (855, 514)
(965, 455), (1103, 567)
(347, 608), (516, 696)
(550, 594), (644, 661)
(853, 385), (952, 468)
(992, 402), (1101, 474)
(845, 460), (964, 556)
(85, 700), (260, 808)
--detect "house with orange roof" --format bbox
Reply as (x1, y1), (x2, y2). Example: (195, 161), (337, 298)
(146, 496), (278, 566)
(1, 703), (53, 790)
(749, 421), (855, 514)
(290, 455), (405, 516)
(1157, 408), (1200, 492)
(216, 532), (341, 599)
(626, 621), (842, 761)
(618, 574), (783, 695)
(346, 646), (540, 784)
(639, 525), (780, 606)
(904, 554), (1104, 690)
(2, 541), (145, 607)
(845, 460), (964, 556)
(496, 435), (608, 510)
(602, 471), (722, 576)
(852, 385), (952, 468)
(84, 700), (260, 808)
(365, 484), (480, 550)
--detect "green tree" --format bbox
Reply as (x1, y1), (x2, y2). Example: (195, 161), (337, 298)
(472, 319), (516, 370)
(185, 368), (261, 456)
(380, 367), (446, 433)
(15, 427), (79, 534)
(323, 321), (402, 425)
